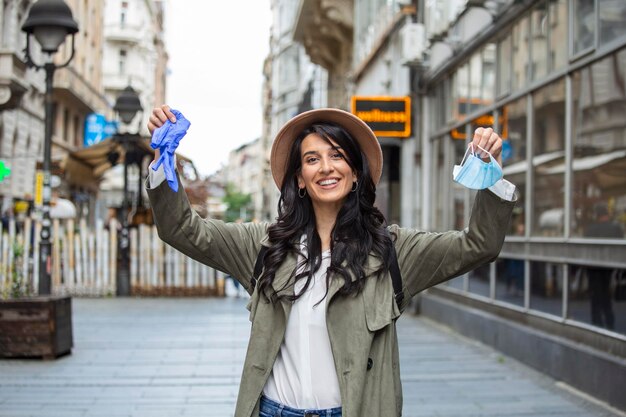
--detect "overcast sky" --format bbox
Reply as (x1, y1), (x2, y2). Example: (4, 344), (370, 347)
(164, 1), (272, 177)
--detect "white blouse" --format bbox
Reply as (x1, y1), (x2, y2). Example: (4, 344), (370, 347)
(262, 248), (341, 409)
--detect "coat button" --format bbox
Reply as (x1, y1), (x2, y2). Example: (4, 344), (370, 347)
(367, 358), (373, 370)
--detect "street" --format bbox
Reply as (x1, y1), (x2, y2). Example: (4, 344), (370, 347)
(0, 297), (620, 417)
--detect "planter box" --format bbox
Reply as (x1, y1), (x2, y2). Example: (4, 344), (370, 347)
(0, 296), (73, 359)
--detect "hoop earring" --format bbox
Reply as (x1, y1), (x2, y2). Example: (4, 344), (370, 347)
(351, 181), (358, 193)
(298, 187), (307, 198)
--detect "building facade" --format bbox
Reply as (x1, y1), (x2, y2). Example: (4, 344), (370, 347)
(102, 0), (167, 137)
(0, 0), (111, 220)
(291, 0), (626, 409)
(261, 0), (328, 221)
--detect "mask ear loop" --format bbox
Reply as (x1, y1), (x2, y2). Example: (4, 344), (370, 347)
(459, 143), (474, 167)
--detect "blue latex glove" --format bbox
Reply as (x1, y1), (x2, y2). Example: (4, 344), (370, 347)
(150, 109), (191, 192)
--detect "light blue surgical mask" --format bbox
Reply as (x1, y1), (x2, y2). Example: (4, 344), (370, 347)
(453, 143), (503, 190)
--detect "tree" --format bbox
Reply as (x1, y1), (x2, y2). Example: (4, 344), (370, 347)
(223, 184), (252, 222)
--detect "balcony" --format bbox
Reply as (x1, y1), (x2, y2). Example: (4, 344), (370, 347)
(104, 24), (143, 45)
(0, 50), (29, 110)
(53, 66), (109, 114)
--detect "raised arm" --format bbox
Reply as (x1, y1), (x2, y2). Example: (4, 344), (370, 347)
(145, 105), (267, 292)
(392, 188), (515, 297)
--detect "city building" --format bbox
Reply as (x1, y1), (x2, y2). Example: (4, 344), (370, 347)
(0, 0), (110, 220)
(102, 0), (167, 137)
(261, 0), (328, 221)
(291, 0), (626, 410)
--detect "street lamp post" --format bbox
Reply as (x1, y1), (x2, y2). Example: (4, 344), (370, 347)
(22, 0), (78, 295)
(113, 86), (143, 296)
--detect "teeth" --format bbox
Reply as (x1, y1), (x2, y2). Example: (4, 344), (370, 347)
(319, 179), (338, 186)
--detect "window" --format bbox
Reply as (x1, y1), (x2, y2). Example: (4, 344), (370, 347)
(530, 261), (564, 317)
(511, 16), (530, 90)
(481, 43), (496, 103)
(500, 97), (527, 236)
(119, 49), (127, 74)
(531, 78), (566, 237)
(495, 258), (525, 306)
(572, 0), (595, 55)
(121, 1), (128, 27)
(531, 1), (549, 80)
(568, 264), (625, 335)
(599, 0), (626, 46)
(571, 48), (626, 239)
(497, 34), (512, 96)
(548, 0), (567, 71)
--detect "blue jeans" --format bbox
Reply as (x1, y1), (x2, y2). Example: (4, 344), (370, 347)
(259, 395), (342, 417)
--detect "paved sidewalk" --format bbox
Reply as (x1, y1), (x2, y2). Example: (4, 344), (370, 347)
(0, 297), (620, 417)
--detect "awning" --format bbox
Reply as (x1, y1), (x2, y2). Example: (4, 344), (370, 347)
(542, 150), (626, 174)
(502, 150), (565, 176)
(60, 137), (154, 189)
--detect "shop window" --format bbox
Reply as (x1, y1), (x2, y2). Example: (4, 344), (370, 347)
(500, 98), (527, 236)
(431, 137), (446, 231)
(469, 53), (482, 104)
(549, 0), (567, 71)
(455, 63), (470, 120)
(511, 16), (530, 90)
(452, 135), (466, 231)
(567, 265), (625, 335)
(531, 78), (566, 237)
(497, 34), (512, 96)
(448, 72), (459, 124)
(599, 0), (626, 46)
(481, 43), (496, 103)
(530, 261), (564, 317)
(572, 0), (595, 55)
(495, 257), (525, 307)
(531, 1), (549, 81)
(468, 263), (491, 298)
(571, 48), (626, 239)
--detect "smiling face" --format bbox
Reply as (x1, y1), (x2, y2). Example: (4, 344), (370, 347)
(297, 133), (357, 214)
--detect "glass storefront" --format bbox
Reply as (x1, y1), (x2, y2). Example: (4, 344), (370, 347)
(428, 0), (626, 337)
(571, 49), (626, 239)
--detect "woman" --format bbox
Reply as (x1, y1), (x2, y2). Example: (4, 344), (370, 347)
(147, 106), (516, 417)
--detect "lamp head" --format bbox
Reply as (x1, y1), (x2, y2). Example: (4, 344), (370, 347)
(22, 0), (79, 54)
(114, 86), (143, 124)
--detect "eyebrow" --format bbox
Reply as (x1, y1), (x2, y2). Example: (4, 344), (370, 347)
(302, 146), (343, 158)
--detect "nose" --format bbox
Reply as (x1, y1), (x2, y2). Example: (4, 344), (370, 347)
(318, 156), (334, 174)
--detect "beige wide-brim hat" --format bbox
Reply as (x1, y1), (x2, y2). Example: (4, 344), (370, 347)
(270, 108), (383, 189)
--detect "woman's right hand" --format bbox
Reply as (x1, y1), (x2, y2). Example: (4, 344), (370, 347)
(147, 104), (177, 135)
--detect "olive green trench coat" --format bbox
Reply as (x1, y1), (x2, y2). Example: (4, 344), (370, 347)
(147, 179), (515, 417)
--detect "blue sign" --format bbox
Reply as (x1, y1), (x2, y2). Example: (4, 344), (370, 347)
(84, 113), (118, 147)
(501, 140), (513, 162)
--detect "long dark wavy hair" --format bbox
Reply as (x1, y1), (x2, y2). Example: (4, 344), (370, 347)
(257, 122), (394, 303)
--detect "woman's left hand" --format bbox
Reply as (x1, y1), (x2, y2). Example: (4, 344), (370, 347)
(472, 127), (503, 166)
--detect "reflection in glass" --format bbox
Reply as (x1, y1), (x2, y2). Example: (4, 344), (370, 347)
(571, 48), (626, 238)
(568, 265), (625, 335)
(453, 136), (466, 230)
(573, 0), (595, 54)
(447, 275), (465, 291)
(468, 264), (491, 298)
(500, 98), (527, 235)
(495, 258), (525, 306)
(469, 52), (483, 103)
(530, 261), (563, 317)
(432, 138), (446, 231)
(482, 43), (496, 103)
(531, 1), (549, 80)
(511, 16), (529, 90)
(549, 0), (567, 71)
(497, 34), (512, 96)
(599, 0), (626, 46)
(532, 78), (566, 236)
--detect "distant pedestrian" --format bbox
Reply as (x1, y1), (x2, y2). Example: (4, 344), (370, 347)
(146, 105), (516, 417)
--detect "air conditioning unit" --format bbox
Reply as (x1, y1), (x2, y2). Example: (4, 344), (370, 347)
(401, 22), (426, 64)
